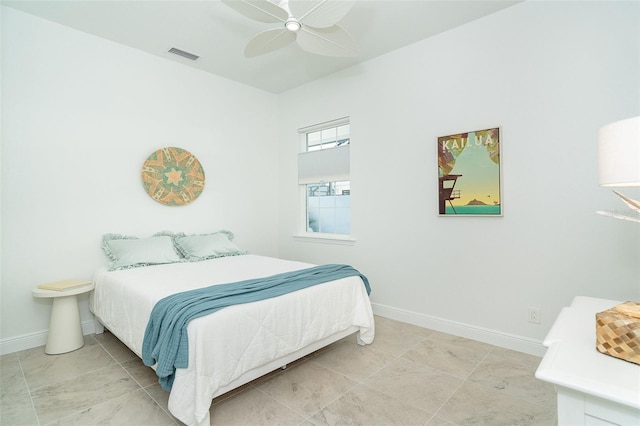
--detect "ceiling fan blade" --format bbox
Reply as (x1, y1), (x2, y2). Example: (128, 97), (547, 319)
(245, 28), (297, 57)
(290, 0), (356, 28)
(222, 0), (288, 24)
(297, 24), (357, 57)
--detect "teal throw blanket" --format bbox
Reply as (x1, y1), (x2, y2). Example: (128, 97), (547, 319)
(142, 264), (371, 390)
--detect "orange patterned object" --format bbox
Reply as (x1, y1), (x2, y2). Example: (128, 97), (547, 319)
(142, 147), (205, 206)
(596, 301), (640, 365)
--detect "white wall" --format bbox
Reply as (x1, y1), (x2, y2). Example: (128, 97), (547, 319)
(2, 1), (639, 357)
(1, 7), (280, 353)
(277, 0), (640, 354)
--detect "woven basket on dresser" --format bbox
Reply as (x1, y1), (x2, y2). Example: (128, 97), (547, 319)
(596, 301), (640, 365)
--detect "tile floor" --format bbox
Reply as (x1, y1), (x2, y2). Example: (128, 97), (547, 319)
(1, 316), (557, 425)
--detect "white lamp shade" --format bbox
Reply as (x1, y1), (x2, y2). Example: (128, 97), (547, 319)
(598, 116), (640, 187)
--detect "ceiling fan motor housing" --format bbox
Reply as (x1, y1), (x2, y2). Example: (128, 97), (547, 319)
(285, 18), (301, 32)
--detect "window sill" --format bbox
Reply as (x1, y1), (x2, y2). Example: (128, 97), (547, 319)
(292, 233), (356, 245)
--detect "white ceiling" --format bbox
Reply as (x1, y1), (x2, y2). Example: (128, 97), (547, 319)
(3, 0), (521, 93)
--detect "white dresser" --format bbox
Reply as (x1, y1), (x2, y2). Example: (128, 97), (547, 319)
(536, 296), (640, 425)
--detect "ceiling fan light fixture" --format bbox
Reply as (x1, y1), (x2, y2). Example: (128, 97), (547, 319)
(285, 19), (301, 32)
(224, 0), (357, 57)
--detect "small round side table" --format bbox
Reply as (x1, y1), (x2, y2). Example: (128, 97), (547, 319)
(32, 281), (95, 354)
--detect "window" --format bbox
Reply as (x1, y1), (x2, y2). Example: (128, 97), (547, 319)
(298, 118), (350, 235)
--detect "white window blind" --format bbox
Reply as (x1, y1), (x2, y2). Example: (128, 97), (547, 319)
(298, 145), (350, 184)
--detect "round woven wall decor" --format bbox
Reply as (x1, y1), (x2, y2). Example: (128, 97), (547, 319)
(141, 147), (205, 206)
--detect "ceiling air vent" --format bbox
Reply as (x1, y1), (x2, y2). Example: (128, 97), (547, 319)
(168, 47), (199, 61)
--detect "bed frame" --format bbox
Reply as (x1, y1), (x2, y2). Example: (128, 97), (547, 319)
(90, 255), (374, 425)
(94, 317), (362, 399)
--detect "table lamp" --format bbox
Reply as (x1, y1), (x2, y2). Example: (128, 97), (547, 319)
(597, 115), (640, 222)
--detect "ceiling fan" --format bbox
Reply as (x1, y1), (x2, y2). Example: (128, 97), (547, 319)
(222, 0), (358, 58)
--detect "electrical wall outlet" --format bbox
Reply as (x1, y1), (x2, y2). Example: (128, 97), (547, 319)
(528, 307), (541, 324)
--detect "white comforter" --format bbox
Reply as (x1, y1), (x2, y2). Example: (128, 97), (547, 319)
(90, 255), (375, 425)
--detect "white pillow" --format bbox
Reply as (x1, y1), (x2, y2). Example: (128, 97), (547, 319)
(102, 233), (182, 270)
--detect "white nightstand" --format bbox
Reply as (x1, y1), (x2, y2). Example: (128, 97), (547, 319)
(535, 296), (640, 425)
(32, 281), (95, 354)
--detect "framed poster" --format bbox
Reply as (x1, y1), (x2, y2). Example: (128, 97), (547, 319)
(437, 127), (501, 216)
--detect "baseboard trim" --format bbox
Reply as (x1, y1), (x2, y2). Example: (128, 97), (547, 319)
(2, 307), (546, 357)
(0, 320), (97, 355)
(372, 302), (546, 357)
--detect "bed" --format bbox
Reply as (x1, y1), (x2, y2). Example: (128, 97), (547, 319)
(90, 246), (375, 426)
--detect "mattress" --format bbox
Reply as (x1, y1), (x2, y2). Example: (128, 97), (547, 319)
(90, 254), (375, 425)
